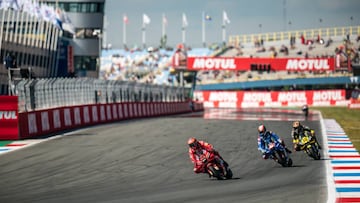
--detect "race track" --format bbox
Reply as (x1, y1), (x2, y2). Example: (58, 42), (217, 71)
(0, 109), (327, 203)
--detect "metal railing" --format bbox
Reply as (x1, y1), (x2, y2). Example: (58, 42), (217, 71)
(14, 78), (191, 112)
(229, 26), (360, 45)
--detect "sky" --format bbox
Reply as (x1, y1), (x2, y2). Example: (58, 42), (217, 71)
(103, 0), (360, 49)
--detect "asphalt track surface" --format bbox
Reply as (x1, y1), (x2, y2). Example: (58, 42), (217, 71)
(0, 109), (327, 203)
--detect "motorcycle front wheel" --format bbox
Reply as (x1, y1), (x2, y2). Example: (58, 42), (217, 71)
(311, 145), (321, 160)
(226, 168), (233, 179)
(208, 166), (225, 180)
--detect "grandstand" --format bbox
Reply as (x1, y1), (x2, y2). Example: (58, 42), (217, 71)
(99, 26), (360, 93)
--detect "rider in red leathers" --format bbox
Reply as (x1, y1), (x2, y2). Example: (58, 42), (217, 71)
(187, 137), (227, 174)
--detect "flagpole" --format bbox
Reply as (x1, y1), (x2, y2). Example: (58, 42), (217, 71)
(182, 26), (185, 45)
(202, 11), (205, 47)
(123, 14), (126, 47)
(181, 13), (187, 46)
(142, 22), (146, 48)
(142, 14), (146, 49)
(222, 11), (226, 46)
(162, 13), (165, 38)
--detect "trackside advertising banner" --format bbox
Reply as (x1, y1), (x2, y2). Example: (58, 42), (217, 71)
(194, 89), (348, 108)
(187, 57), (335, 72)
(0, 96), (19, 140)
(15, 101), (204, 140)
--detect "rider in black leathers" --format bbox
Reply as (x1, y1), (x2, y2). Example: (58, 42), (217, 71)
(291, 121), (322, 151)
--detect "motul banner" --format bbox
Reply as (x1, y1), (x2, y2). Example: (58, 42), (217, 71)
(0, 96), (19, 140)
(187, 57), (335, 72)
(194, 89), (348, 108)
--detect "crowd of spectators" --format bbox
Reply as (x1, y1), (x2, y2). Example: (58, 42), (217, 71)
(195, 33), (360, 85)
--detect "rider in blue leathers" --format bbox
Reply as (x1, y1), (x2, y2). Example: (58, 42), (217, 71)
(257, 125), (292, 159)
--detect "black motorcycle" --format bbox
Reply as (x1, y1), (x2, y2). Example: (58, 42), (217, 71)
(267, 142), (293, 167)
(295, 131), (321, 160)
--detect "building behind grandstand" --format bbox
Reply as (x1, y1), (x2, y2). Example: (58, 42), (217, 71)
(0, 0), (105, 95)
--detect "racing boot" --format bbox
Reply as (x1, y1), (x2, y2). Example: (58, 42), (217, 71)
(285, 147), (292, 154)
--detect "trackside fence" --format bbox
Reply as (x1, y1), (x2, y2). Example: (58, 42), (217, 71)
(14, 78), (191, 112)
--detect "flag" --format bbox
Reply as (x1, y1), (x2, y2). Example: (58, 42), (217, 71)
(223, 11), (230, 24)
(28, 0), (42, 20)
(205, 14), (212, 21)
(143, 13), (150, 25)
(182, 13), (188, 28)
(123, 14), (128, 24)
(62, 10), (75, 34)
(55, 8), (63, 30)
(0, 0), (20, 10)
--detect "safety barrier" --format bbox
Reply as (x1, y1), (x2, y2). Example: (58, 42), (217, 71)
(0, 100), (204, 140)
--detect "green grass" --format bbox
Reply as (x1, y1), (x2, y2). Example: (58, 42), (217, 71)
(312, 107), (360, 151)
(0, 141), (12, 146)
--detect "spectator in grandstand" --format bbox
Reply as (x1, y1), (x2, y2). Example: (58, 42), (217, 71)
(325, 37), (333, 48)
(256, 46), (266, 53)
(346, 32), (350, 42)
(173, 44), (187, 67)
(269, 46), (277, 58)
(290, 35), (296, 49)
(280, 45), (289, 56)
(254, 38), (260, 48)
(316, 34), (324, 45)
(300, 34), (305, 45)
(304, 52), (309, 59)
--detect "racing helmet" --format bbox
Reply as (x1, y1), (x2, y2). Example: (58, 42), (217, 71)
(188, 137), (199, 149)
(258, 125), (266, 135)
(293, 121), (300, 129)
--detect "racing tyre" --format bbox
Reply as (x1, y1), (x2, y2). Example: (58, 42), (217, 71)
(311, 145), (321, 160)
(226, 168), (233, 179)
(287, 158), (293, 167)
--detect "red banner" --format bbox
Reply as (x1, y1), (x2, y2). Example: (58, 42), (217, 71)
(194, 89), (348, 108)
(0, 96), (19, 140)
(187, 57), (335, 72)
(18, 101), (203, 139)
